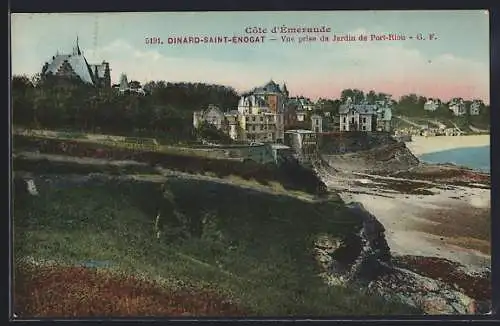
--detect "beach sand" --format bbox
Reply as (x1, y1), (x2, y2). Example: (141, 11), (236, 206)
(322, 171), (491, 272)
(405, 135), (490, 156)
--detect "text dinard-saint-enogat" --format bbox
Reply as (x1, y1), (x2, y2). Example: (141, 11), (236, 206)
(244, 25), (332, 34)
(165, 25), (333, 45)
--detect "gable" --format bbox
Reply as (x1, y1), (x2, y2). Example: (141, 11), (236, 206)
(204, 107), (223, 119)
(45, 54), (94, 84)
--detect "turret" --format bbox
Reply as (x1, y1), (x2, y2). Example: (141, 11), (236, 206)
(282, 83), (289, 97)
(73, 36), (82, 55)
(119, 73), (129, 92)
(103, 61), (111, 88)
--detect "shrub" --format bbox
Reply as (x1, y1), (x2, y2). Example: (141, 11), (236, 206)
(14, 135), (327, 195)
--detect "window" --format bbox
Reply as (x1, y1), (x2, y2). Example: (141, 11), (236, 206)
(362, 117), (367, 124)
(362, 125), (366, 131)
(343, 116), (347, 123)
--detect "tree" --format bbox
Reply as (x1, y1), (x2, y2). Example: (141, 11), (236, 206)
(317, 99), (341, 117)
(366, 90), (377, 104)
(12, 75), (33, 91)
(417, 96), (427, 108)
(12, 76), (35, 126)
(396, 93), (420, 116)
(129, 80), (142, 90)
(434, 104), (453, 119)
(376, 92), (392, 103)
(340, 88), (365, 103)
(195, 121), (233, 144)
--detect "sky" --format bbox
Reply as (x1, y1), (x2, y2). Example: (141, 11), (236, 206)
(11, 11), (490, 103)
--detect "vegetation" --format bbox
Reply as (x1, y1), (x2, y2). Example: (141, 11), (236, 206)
(195, 121), (234, 144)
(312, 88), (490, 131)
(13, 74), (490, 147)
(14, 135), (327, 195)
(394, 94), (490, 130)
(12, 74), (239, 144)
(13, 176), (417, 317)
(15, 263), (246, 317)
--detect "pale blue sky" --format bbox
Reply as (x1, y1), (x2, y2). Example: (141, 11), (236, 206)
(11, 11), (490, 102)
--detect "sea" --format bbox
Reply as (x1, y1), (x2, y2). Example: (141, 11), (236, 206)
(418, 145), (490, 173)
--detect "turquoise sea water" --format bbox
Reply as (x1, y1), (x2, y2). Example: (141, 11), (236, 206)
(418, 145), (490, 173)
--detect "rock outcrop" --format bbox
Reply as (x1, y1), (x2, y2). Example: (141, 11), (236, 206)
(314, 201), (491, 315)
(323, 142), (420, 174)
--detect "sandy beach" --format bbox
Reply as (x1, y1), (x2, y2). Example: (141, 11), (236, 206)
(405, 135), (490, 156)
(321, 170), (491, 272)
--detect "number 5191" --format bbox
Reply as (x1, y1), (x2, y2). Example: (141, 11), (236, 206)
(145, 37), (162, 44)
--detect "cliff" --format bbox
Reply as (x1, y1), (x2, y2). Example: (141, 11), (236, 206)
(320, 134), (420, 174)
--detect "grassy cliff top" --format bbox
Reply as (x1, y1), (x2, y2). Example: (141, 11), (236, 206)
(13, 174), (416, 317)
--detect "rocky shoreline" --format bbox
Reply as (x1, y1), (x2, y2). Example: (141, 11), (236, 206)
(313, 201), (491, 315)
(314, 141), (491, 315)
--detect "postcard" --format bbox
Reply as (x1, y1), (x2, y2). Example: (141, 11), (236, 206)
(10, 10), (491, 318)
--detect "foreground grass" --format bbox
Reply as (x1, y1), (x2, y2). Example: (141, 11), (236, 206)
(15, 263), (246, 317)
(13, 176), (417, 317)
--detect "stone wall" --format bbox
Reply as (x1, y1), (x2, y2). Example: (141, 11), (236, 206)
(185, 144), (275, 164)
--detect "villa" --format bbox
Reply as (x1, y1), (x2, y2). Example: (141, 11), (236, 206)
(42, 38), (111, 88)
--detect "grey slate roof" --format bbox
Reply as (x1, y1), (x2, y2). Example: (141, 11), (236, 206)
(339, 104), (377, 115)
(45, 54), (94, 84)
(253, 80), (283, 94)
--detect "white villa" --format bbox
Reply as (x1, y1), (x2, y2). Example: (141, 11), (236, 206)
(424, 99), (441, 111)
(469, 100), (482, 116)
(193, 80), (288, 143)
(449, 99), (467, 116)
(339, 98), (377, 132)
(116, 73), (146, 95)
(236, 80), (287, 143)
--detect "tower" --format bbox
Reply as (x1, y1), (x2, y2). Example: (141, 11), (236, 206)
(73, 36), (82, 55)
(282, 83), (289, 98)
(103, 61), (111, 88)
(119, 73), (129, 93)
